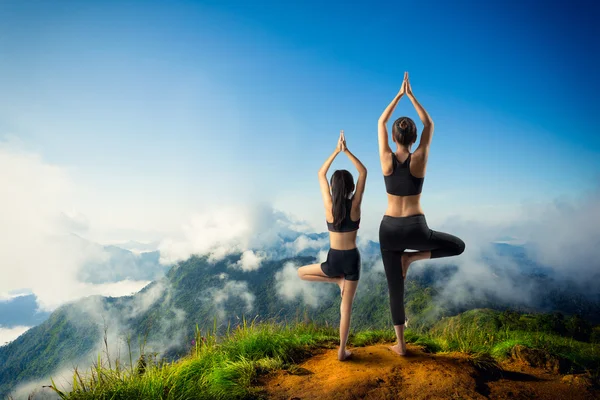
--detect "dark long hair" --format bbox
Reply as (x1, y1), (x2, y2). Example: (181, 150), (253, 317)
(330, 170), (355, 230)
(392, 117), (417, 146)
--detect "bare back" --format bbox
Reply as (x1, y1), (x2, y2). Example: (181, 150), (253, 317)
(325, 197), (361, 250)
(382, 148), (428, 217)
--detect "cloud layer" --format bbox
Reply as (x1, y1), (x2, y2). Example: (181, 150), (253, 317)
(414, 187), (600, 312)
(275, 261), (329, 307)
(0, 143), (155, 313)
(158, 203), (325, 266)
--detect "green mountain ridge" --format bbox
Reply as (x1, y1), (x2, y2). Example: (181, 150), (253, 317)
(1, 246), (599, 398)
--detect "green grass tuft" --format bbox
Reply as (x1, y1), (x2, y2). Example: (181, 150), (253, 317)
(350, 330), (395, 346)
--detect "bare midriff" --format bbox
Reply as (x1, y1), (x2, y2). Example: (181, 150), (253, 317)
(328, 230), (358, 250)
(384, 193), (425, 217)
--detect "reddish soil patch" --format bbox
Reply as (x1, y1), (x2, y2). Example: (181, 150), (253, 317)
(259, 344), (599, 400)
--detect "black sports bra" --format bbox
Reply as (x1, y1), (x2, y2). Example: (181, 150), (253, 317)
(384, 152), (424, 196)
(327, 198), (360, 232)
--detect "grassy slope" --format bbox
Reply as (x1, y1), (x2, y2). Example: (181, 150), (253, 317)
(425, 309), (600, 371)
(0, 308), (99, 397)
(41, 310), (600, 400)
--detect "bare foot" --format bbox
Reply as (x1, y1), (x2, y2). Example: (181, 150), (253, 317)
(338, 348), (352, 361)
(390, 342), (407, 356)
(401, 253), (413, 279)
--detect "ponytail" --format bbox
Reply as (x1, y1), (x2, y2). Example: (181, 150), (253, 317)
(330, 170), (355, 230)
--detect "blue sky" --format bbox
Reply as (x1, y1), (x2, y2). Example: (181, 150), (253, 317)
(0, 0), (598, 241)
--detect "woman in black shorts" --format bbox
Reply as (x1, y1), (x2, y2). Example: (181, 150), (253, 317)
(377, 72), (465, 356)
(297, 130), (367, 361)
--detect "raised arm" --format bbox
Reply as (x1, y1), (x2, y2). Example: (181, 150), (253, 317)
(318, 132), (344, 217)
(340, 131), (367, 206)
(378, 72), (407, 172)
(406, 74), (434, 155)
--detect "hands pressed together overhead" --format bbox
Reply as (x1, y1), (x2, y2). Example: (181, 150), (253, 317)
(337, 130), (348, 153)
(398, 71), (413, 97)
(338, 70), (413, 146)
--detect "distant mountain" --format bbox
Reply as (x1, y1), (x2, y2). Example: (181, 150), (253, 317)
(73, 235), (168, 284)
(0, 238), (168, 343)
(492, 235), (527, 245)
(0, 294), (50, 328)
(108, 240), (161, 254)
(488, 242), (553, 275)
(1, 240), (599, 399)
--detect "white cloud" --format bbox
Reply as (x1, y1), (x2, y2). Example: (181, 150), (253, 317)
(0, 289), (34, 302)
(316, 249), (328, 264)
(515, 191), (600, 281)
(158, 207), (251, 265)
(84, 280), (151, 300)
(0, 325), (32, 346)
(10, 366), (74, 400)
(107, 240), (160, 255)
(209, 280), (255, 319)
(235, 250), (265, 271)
(283, 235), (328, 255)
(428, 227), (535, 309)
(0, 143), (153, 312)
(274, 262), (329, 307)
(158, 203), (312, 265)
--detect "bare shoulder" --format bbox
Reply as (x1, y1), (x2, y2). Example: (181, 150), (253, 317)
(325, 207), (334, 223)
(350, 196), (361, 220)
(412, 147), (428, 161)
(410, 149), (428, 179)
(381, 151), (394, 176)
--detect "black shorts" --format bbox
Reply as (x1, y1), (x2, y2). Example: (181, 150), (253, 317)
(320, 248), (361, 281)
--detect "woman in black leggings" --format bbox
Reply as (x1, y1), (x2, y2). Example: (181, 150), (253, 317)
(377, 72), (465, 356)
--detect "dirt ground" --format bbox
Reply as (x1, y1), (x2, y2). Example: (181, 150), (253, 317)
(259, 344), (599, 400)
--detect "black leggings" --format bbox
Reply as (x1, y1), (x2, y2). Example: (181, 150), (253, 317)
(379, 214), (465, 325)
